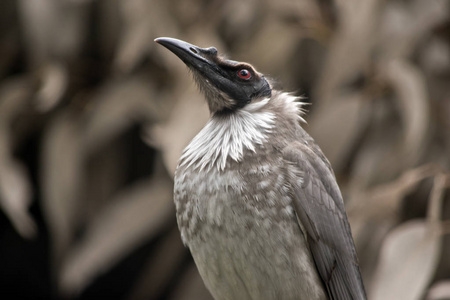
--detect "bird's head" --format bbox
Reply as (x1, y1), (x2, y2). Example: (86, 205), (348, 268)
(155, 37), (272, 114)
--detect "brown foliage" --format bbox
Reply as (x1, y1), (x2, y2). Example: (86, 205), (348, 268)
(1, 0), (449, 299)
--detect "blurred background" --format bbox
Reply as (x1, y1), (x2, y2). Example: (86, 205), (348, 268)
(1, 0), (450, 299)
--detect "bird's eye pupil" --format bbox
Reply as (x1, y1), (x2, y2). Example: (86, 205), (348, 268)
(238, 69), (251, 80)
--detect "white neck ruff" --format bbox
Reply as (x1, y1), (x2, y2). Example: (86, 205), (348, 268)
(179, 98), (275, 171)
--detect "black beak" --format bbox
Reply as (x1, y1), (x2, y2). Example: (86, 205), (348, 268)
(154, 37), (219, 73)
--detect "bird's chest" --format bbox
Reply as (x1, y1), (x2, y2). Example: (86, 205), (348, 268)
(173, 156), (322, 299)
(174, 154), (294, 243)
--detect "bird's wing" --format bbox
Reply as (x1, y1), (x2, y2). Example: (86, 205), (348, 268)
(282, 141), (366, 300)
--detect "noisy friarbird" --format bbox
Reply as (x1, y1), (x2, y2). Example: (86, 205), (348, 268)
(155, 37), (366, 300)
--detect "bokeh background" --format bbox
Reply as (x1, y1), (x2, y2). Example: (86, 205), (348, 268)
(1, 0), (450, 299)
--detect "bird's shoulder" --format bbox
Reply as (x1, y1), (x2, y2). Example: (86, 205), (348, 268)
(281, 139), (344, 212)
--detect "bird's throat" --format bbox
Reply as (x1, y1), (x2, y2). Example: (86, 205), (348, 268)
(179, 100), (275, 172)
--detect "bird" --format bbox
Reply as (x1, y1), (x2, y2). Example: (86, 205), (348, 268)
(155, 37), (366, 300)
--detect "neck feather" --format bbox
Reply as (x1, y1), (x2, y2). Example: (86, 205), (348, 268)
(179, 98), (275, 171)
(178, 92), (305, 172)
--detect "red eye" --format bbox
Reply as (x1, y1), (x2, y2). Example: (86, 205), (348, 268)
(237, 69), (251, 80)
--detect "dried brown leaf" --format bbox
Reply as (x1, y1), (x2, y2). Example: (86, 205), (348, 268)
(41, 112), (84, 264)
(0, 157), (35, 238)
(349, 164), (437, 245)
(427, 173), (448, 223)
(18, 0), (90, 64)
(96, 0), (122, 60)
(348, 165), (438, 284)
(58, 176), (173, 296)
(114, 0), (178, 73)
(0, 78), (36, 238)
(242, 19), (299, 88)
(370, 172), (448, 300)
(267, 0), (321, 20)
(82, 77), (161, 154)
(369, 220), (442, 300)
(34, 61), (68, 112)
(346, 98), (407, 189)
(420, 37), (450, 76)
(168, 264), (213, 300)
(149, 85), (209, 175)
(427, 280), (450, 300)
(349, 164), (438, 222)
(314, 0), (382, 107)
(218, 0), (263, 43)
(126, 227), (185, 300)
(307, 92), (370, 173)
(384, 60), (429, 166)
(378, 0), (449, 59)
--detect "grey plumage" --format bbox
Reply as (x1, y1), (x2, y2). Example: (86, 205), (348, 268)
(155, 37), (366, 300)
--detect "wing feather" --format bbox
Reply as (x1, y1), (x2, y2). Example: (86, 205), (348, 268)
(283, 141), (366, 300)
